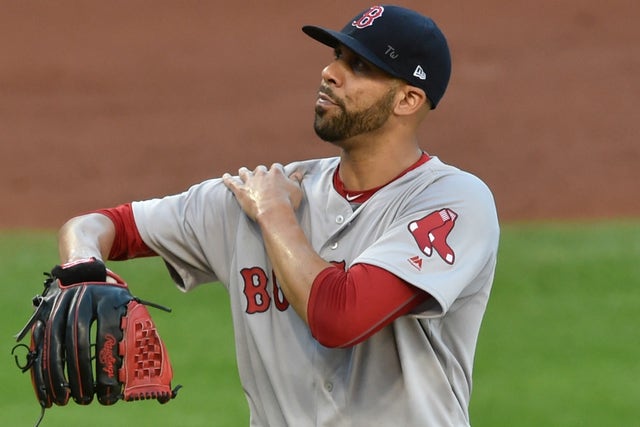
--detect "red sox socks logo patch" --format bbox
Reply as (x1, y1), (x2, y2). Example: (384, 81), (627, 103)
(408, 208), (458, 268)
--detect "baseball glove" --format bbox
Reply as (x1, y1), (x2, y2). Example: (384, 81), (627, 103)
(13, 258), (180, 423)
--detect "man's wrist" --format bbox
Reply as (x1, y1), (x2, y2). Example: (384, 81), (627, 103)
(255, 201), (296, 227)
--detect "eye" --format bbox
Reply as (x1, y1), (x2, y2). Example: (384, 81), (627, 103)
(333, 47), (372, 74)
(350, 57), (369, 73)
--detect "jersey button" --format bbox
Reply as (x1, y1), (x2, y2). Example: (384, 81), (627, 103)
(330, 242), (338, 250)
(324, 381), (333, 392)
(335, 215), (344, 224)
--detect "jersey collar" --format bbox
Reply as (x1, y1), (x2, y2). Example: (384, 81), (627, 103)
(333, 152), (431, 204)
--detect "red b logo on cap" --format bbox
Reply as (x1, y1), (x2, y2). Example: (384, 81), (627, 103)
(352, 5), (384, 29)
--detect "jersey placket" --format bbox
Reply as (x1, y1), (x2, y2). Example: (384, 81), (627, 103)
(317, 192), (358, 260)
(309, 190), (360, 425)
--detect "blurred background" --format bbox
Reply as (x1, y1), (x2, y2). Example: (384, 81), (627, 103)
(1, 0), (638, 227)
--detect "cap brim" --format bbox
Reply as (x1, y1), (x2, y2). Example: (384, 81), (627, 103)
(302, 25), (398, 79)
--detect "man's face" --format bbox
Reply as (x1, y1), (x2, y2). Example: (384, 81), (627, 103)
(313, 46), (399, 143)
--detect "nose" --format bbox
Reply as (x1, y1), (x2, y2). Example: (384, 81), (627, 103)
(321, 60), (342, 87)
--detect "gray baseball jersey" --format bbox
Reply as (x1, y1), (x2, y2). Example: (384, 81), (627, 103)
(132, 156), (499, 427)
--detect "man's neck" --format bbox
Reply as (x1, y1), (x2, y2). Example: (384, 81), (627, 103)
(338, 142), (423, 191)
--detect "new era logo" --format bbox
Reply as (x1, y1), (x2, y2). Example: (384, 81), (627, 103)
(413, 65), (427, 80)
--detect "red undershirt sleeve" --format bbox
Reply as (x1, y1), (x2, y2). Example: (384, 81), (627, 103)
(307, 263), (429, 348)
(92, 203), (156, 261)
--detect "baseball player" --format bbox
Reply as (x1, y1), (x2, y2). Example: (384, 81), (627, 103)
(54, 5), (498, 426)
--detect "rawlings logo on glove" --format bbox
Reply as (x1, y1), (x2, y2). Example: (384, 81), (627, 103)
(12, 258), (180, 426)
(100, 334), (118, 378)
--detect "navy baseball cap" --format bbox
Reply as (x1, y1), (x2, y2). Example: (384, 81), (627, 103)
(302, 5), (451, 109)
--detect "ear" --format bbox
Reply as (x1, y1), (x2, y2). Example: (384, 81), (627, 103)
(394, 85), (428, 116)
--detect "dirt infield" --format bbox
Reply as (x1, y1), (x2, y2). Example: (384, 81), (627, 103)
(2, 1), (639, 228)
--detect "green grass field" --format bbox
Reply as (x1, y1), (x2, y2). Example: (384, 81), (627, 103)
(2, 221), (639, 426)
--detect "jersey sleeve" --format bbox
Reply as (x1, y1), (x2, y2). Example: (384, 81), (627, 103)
(93, 203), (156, 260)
(353, 171), (499, 318)
(132, 178), (242, 291)
(308, 263), (428, 348)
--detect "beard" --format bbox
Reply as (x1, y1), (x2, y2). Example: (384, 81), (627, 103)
(314, 86), (397, 143)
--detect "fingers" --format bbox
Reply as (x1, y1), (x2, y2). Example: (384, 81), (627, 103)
(241, 165), (268, 175)
(66, 286), (97, 404)
(266, 163), (304, 183)
(289, 169), (304, 183)
(49, 288), (76, 405)
(224, 164), (300, 176)
(30, 320), (54, 408)
(222, 172), (240, 192)
(94, 289), (130, 405)
(222, 164), (304, 191)
(224, 165), (266, 182)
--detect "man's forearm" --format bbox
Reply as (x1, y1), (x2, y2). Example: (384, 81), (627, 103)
(58, 213), (116, 263)
(257, 205), (331, 324)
